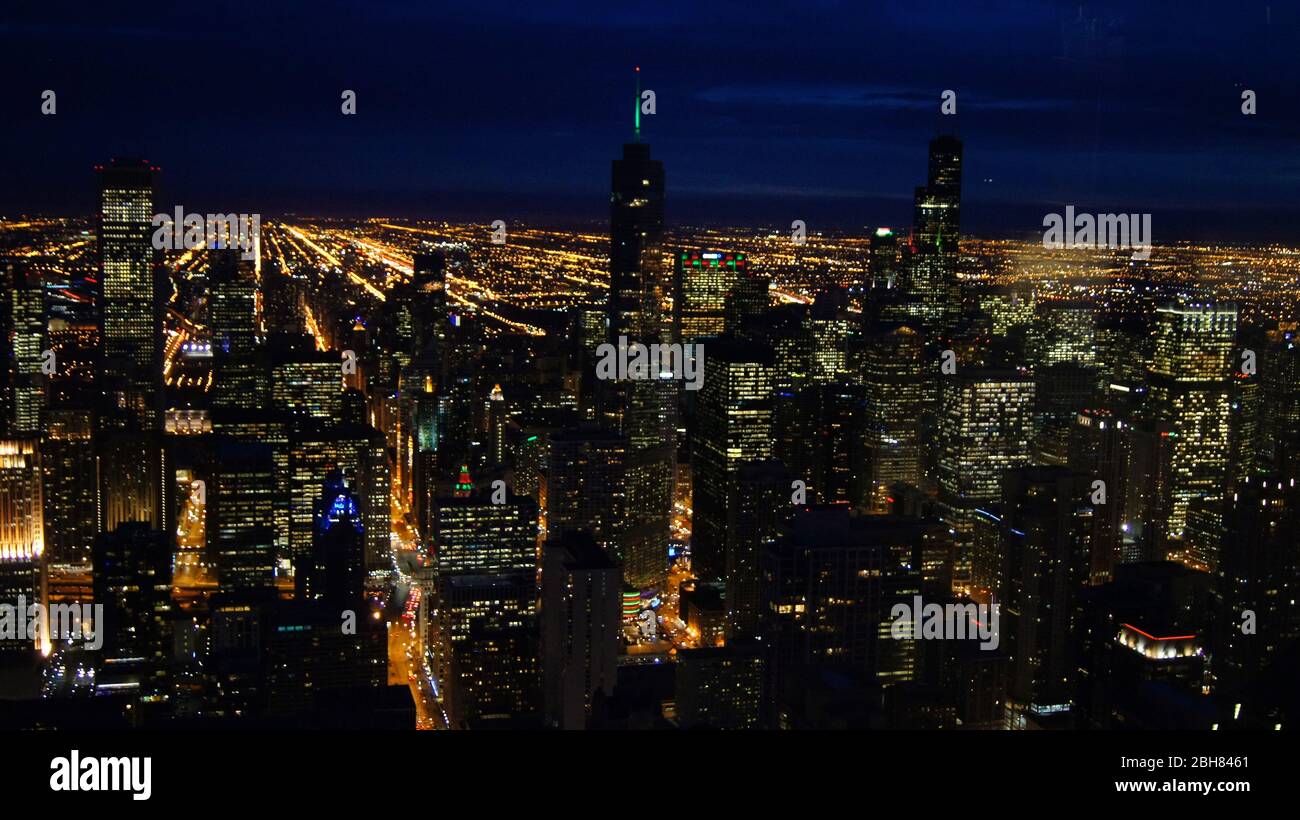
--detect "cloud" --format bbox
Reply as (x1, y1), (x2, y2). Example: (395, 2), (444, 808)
(695, 83), (1074, 113)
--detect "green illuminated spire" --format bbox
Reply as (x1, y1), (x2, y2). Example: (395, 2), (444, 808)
(634, 66), (641, 142)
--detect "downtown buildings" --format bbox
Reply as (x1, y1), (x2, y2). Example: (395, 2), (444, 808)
(0, 105), (1292, 734)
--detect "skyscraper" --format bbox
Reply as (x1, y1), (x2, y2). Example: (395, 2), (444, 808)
(268, 475), (385, 718)
(287, 423), (389, 579)
(727, 460), (792, 641)
(674, 250), (745, 344)
(692, 338), (774, 584)
(868, 227), (899, 292)
(0, 439), (44, 657)
(545, 426), (627, 560)
(96, 159), (163, 430)
(724, 267), (773, 337)
(41, 407), (98, 564)
(996, 467), (1093, 722)
(209, 249), (264, 410)
(92, 522), (173, 700)
(762, 507), (924, 704)
(97, 431), (168, 534)
(937, 369), (1035, 590)
(8, 265), (46, 435)
(861, 322), (927, 512)
(407, 248), (453, 352)
(906, 135), (962, 327)
(541, 530), (621, 729)
(1145, 301), (1236, 559)
(607, 122), (665, 345)
(604, 87), (675, 590)
(1213, 472), (1300, 703)
(297, 472), (367, 605)
(433, 492), (537, 577)
(674, 644), (766, 729)
(431, 491), (540, 726)
(208, 441), (279, 594)
(96, 160), (167, 539)
(270, 334), (343, 420)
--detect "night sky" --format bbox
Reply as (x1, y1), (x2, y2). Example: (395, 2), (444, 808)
(2, 0), (1297, 240)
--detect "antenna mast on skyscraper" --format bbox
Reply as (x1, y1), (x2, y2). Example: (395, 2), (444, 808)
(634, 66), (641, 142)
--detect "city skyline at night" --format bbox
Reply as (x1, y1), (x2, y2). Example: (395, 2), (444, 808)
(0, 8), (1296, 805)
(3, 1), (1300, 240)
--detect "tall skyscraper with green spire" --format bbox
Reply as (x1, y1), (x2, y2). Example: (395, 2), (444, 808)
(907, 135), (962, 328)
(603, 68), (675, 589)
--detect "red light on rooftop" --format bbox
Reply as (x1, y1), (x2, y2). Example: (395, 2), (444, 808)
(1121, 623), (1195, 642)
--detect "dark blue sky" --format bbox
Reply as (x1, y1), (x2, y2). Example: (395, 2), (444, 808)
(2, 0), (1298, 239)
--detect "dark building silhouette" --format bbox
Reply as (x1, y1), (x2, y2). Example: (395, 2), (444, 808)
(541, 531), (621, 729)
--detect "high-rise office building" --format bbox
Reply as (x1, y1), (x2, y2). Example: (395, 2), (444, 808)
(1213, 471), (1300, 702)
(772, 382), (862, 506)
(762, 507), (924, 702)
(861, 322), (927, 512)
(1066, 407), (1133, 585)
(608, 139), (665, 345)
(0, 439), (44, 657)
(604, 122), (675, 591)
(979, 286), (1036, 337)
(269, 467), (384, 716)
(674, 251), (744, 344)
(96, 160), (166, 540)
(433, 492), (537, 576)
(545, 426), (627, 560)
(1260, 336), (1300, 463)
(996, 467), (1093, 721)
(1145, 301), (1236, 558)
(431, 491), (540, 726)
(806, 296), (852, 384)
(92, 522), (173, 698)
(297, 472), (367, 605)
(868, 227), (899, 292)
(287, 423), (389, 578)
(1030, 300), (1096, 368)
(692, 338), (774, 583)
(485, 383), (508, 469)
(270, 335), (343, 420)
(96, 431), (168, 535)
(42, 407), (98, 565)
(209, 249), (264, 410)
(1074, 561), (1213, 729)
(937, 369), (1035, 590)
(727, 460), (792, 641)
(8, 265), (46, 435)
(907, 135), (962, 327)
(1032, 362), (1102, 465)
(96, 159), (163, 430)
(208, 441), (279, 594)
(540, 530), (621, 729)
(404, 248), (453, 353)
(724, 267), (773, 337)
(675, 644), (766, 729)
